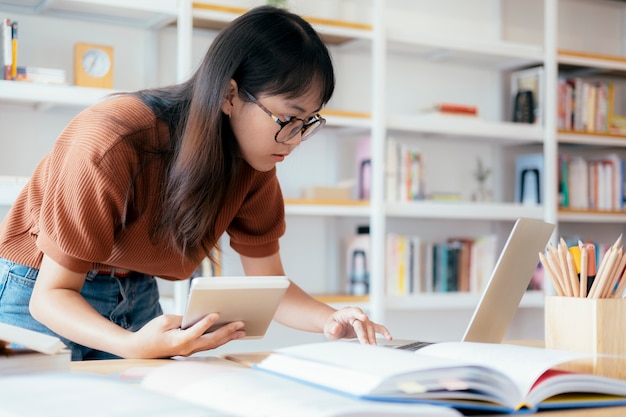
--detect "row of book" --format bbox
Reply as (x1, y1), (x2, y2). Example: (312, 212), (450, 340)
(557, 76), (626, 135)
(509, 66), (626, 136)
(385, 233), (501, 295)
(357, 137), (463, 203)
(385, 137), (425, 202)
(559, 152), (625, 211)
(1, 18), (66, 84)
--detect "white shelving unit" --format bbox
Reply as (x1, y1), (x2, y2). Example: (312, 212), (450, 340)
(365, 0), (553, 327)
(551, 4), (626, 244)
(2, 0), (626, 346)
(0, 0), (553, 328)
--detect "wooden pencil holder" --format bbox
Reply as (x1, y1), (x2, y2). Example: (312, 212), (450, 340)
(544, 296), (626, 356)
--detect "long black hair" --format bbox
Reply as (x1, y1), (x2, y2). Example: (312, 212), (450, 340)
(131, 6), (335, 258)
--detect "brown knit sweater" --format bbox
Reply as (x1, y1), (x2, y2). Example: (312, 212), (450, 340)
(0, 96), (285, 280)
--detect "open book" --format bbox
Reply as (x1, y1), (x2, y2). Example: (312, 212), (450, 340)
(254, 341), (626, 414)
(142, 360), (462, 417)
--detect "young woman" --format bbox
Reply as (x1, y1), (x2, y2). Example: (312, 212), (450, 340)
(0, 6), (391, 360)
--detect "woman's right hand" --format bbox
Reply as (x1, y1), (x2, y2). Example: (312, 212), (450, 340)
(126, 313), (246, 359)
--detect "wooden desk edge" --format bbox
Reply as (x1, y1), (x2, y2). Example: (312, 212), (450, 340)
(70, 352), (271, 375)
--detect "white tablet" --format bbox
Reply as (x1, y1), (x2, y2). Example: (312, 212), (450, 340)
(180, 276), (290, 339)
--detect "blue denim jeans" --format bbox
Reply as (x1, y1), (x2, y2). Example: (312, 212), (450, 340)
(0, 257), (162, 361)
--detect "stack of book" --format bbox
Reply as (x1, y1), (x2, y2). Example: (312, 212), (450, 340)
(423, 102), (479, 116)
(1, 18), (66, 84)
(386, 137), (425, 202)
(14, 66), (66, 84)
(0, 322), (71, 375)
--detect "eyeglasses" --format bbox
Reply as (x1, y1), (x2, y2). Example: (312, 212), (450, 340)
(242, 89), (326, 143)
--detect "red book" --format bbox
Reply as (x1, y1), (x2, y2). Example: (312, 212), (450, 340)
(434, 102), (479, 115)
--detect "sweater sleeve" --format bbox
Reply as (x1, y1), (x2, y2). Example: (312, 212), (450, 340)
(227, 167), (286, 258)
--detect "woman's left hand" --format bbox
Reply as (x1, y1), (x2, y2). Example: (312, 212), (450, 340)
(323, 307), (392, 345)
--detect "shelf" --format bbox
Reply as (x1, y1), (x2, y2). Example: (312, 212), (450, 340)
(312, 291), (546, 311)
(0, 0), (177, 29)
(191, 2), (372, 45)
(285, 200), (544, 220)
(386, 291), (545, 311)
(387, 32), (543, 70)
(388, 114), (544, 144)
(313, 294), (369, 304)
(0, 80), (117, 109)
(322, 109), (372, 130)
(0, 83), (373, 132)
(386, 201), (544, 221)
(558, 209), (626, 223)
(312, 294), (370, 310)
(559, 49), (626, 75)
(285, 199), (370, 217)
(558, 130), (626, 147)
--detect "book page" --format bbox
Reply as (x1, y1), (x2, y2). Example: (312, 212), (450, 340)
(419, 342), (587, 403)
(142, 361), (462, 417)
(257, 341), (494, 397)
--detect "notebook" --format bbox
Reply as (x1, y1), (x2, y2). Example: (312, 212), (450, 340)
(386, 217), (555, 350)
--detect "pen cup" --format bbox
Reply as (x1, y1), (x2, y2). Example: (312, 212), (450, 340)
(544, 295), (626, 356)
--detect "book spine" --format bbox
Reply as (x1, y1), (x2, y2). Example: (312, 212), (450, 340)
(1, 18), (10, 80)
(385, 138), (399, 202)
(10, 20), (16, 80)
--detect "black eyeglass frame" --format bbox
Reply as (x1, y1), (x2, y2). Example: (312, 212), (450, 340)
(242, 89), (326, 143)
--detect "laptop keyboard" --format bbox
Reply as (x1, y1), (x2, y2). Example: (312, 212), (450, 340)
(395, 341), (434, 351)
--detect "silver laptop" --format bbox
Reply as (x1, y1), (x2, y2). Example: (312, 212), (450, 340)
(388, 217), (555, 350)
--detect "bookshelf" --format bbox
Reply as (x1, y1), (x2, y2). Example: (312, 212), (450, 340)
(3, 0), (626, 347)
(366, 0), (551, 329)
(549, 2), (626, 246)
(0, 1), (546, 343)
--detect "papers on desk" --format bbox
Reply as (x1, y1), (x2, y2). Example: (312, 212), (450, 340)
(142, 361), (461, 417)
(0, 322), (70, 375)
(0, 372), (230, 417)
